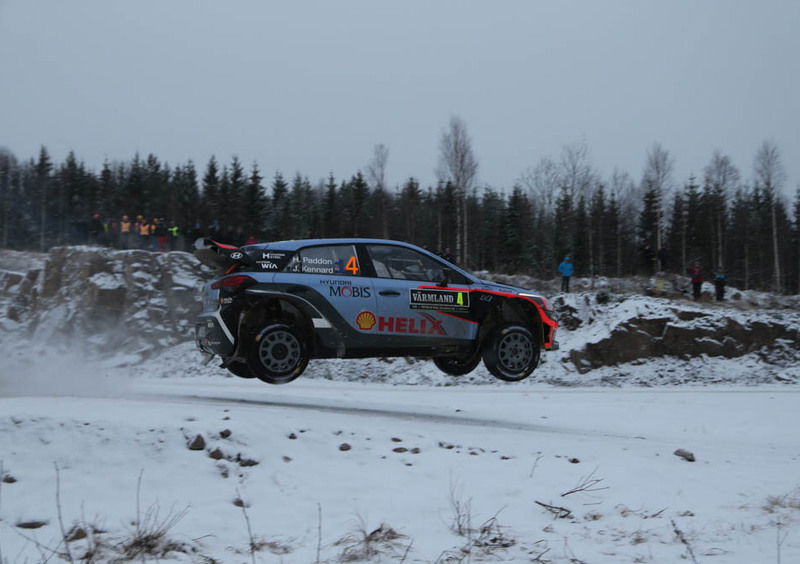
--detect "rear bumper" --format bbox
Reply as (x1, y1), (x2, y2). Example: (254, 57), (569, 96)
(195, 312), (235, 356)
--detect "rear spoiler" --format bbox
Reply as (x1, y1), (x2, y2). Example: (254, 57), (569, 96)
(193, 238), (249, 270)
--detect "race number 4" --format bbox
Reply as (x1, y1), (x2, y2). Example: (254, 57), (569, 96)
(345, 256), (359, 275)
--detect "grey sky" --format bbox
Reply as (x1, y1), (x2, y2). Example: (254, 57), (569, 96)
(1, 1), (798, 195)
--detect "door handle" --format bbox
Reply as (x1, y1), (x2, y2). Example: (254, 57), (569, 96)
(378, 290), (401, 297)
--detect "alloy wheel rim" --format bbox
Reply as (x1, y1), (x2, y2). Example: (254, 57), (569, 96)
(497, 332), (533, 373)
(259, 330), (301, 374)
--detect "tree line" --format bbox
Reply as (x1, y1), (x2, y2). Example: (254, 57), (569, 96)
(0, 123), (798, 294)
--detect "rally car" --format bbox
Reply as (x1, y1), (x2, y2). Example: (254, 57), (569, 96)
(194, 238), (558, 384)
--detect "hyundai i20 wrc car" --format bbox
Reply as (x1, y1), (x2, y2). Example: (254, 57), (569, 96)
(194, 238), (558, 385)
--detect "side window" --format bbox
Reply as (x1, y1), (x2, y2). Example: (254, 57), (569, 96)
(284, 245), (361, 276)
(366, 245), (470, 284)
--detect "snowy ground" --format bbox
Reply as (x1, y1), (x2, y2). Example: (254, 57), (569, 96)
(1, 249), (799, 561)
(1, 364), (799, 563)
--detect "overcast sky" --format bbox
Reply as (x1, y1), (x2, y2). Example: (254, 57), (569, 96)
(1, 1), (798, 195)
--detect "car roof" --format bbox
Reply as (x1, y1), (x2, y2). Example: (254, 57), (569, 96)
(243, 238), (428, 253)
(242, 238), (479, 282)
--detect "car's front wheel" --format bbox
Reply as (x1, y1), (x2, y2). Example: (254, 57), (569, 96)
(246, 323), (309, 385)
(433, 349), (481, 376)
(482, 324), (540, 382)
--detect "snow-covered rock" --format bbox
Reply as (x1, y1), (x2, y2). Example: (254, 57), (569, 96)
(0, 246), (213, 360)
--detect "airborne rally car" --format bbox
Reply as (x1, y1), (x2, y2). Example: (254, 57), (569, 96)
(195, 238), (558, 384)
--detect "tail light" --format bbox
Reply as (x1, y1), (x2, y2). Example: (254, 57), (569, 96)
(211, 275), (256, 290)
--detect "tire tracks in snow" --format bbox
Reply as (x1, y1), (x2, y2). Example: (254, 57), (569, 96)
(139, 390), (645, 442)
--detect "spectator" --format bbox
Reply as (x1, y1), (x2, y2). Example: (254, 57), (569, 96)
(558, 256), (574, 293)
(88, 213), (104, 245)
(148, 218), (159, 250)
(137, 216), (150, 249)
(714, 271), (726, 301)
(120, 215), (132, 249)
(154, 218), (168, 252)
(167, 220), (180, 251)
(107, 218), (120, 248)
(687, 263), (703, 300)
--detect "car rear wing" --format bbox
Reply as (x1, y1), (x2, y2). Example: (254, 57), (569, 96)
(193, 238), (249, 271)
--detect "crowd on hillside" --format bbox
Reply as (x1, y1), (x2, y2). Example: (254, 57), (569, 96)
(82, 214), (257, 252)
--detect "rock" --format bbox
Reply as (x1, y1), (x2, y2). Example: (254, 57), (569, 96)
(673, 448), (695, 462)
(1, 246), (213, 359)
(16, 520), (48, 529)
(392, 447), (408, 453)
(209, 448), (224, 460)
(66, 527), (87, 542)
(569, 301), (800, 374)
(187, 434), (205, 451)
(339, 443), (352, 451)
(219, 429), (232, 439)
(236, 454), (259, 467)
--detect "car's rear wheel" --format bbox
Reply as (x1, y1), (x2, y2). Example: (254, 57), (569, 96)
(433, 349), (481, 376)
(246, 323), (309, 385)
(482, 324), (540, 382)
(225, 361), (255, 379)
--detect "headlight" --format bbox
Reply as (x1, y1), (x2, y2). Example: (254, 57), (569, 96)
(518, 292), (550, 310)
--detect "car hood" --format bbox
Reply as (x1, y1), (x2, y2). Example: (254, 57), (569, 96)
(477, 279), (540, 297)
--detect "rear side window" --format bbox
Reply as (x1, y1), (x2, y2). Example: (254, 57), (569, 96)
(285, 245), (361, 276)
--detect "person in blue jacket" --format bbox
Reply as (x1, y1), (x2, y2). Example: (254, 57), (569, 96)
(558, 256), (573, 293)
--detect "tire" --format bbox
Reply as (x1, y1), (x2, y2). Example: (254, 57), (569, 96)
(433, 350), (481, 376)
(225, 361), (255, 379)
(246, 323), (309, 385)
(482, 324), (540, 382)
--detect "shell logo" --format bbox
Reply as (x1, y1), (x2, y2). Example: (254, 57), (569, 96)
(356, 311), (377, 331)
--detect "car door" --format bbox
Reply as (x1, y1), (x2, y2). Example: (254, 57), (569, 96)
(361, 244), (477, 342)
(274, 243), (376, 332)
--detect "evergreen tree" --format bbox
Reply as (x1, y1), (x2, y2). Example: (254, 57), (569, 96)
(322, 173), (339, 237)
(397, 178), (421, 243)
(228, 156), (246, 226)
(502, 186), (533, 273)
(268, 172), (291, 240)
(0, 149), (18, 248)
(793, 188), (800, 293)
(242, 163), (267, 239)
(477, 188), (504, 272)
(589, 186), (607, 277)
(553, 185), (574, 265)
(666, 189), (686, 274)
(349, 172), (370, 237)
(726, 188), (752, 288)
(34, 146), (54, 251)
(637, 181), (659, 274)
(604, 189), (622, 276)
(202, 157), (220, 233)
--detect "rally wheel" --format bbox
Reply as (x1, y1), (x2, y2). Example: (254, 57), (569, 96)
(482, 324), (540, 382)
(246, 323), (309, 385)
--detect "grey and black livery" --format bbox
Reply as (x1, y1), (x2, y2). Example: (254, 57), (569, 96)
(195, 238), (558, 385)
